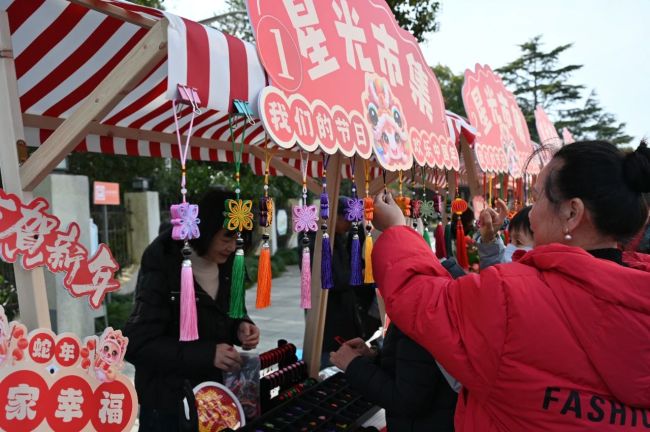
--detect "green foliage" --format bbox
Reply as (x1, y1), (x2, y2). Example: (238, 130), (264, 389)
(496, 35), (631, 146)
(385, 0), (441, 42)
(270, 253), (287, 275)
(0, 272), (18, 321)
(496, 35), (584, 142)
(557, 90), (633, 147)
(274, 247), (299, 266)
(431, 64), (465, 117)
(96, 293), (134, 334)
(208, 0), (253, 42)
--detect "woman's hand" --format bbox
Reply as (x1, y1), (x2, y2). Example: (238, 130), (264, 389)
(343, 337), (375, 357)
(373, 192), (406, 232)
(237, 322), (260, 350)
(214, 344), (242, 372)
(329, 344), (361, 372)
(479, 198), (509, 242)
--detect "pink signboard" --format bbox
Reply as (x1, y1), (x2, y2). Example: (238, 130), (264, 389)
(462, 64), (534, 177)
(534, 105), (562, 150)
(0, 189), (120, 309)
(247, 0), (459, 172)
(0, 306), (137, 431)
(562, 127), (575, 144)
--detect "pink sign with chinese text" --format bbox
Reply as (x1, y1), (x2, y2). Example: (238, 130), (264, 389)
(534, 105), (562, 150)
(462, 64), (534, 177)
(0, 306), (137, 431)
(562, 127), (575, 144)
(0, 189), (120, 309)
(247, 0), (459, 172)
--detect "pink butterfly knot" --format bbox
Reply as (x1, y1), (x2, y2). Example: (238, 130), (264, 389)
(171, 202), (200, 240)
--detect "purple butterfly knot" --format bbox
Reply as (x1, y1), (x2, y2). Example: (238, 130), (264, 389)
(170, 202), (200, 240)
(293, 205), (319, 232)
(345, 198), (364, 222)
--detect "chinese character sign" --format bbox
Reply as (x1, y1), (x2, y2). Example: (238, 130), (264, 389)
(247, 0), (459, 172)
(0, 189), (120, 309)
(534, 105), (562, 150)
(0, 306), (136, 431)
(462, 64), (534, 178)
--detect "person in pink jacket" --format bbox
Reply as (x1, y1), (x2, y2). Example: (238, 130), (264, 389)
(371, 140), (650, 431)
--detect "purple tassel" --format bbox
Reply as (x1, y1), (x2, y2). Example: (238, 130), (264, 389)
(350, 231), (362, 286)
(179, 259), (198, 341)
(321, 233), (333, 289)
(300, 247), (311, 309)
(320, 192), (329, 219)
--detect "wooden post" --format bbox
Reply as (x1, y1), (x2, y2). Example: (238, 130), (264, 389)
(302, 154), (342, 378)
(0, 12), (51, 329)
(460, 136), (482, 198)
(19, 19), (169, 191)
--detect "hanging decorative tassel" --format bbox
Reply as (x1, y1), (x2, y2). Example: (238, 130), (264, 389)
(346, 157), (364, 286)
(230, 242), (246, 319)
(434, 222), (447, 258)
(451, 197), (469, 269)
(293, 152), (318, 309)
(320, 157), (334, 290)
(423, 226), (433, 248)
(504, 229), (510, 246)
(363, 195), (374, 283)
(256, 235), (272, 309)
(225, 110), (254, 318)
(256, 143), (274, 309)
(179, 244), (198, 341)
(444, 219), (453, 259)
(170, 85), (201, 341)
(300, 235), (312, 309)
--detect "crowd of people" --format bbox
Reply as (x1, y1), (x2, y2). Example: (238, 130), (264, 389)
(124, 140), (650, 432)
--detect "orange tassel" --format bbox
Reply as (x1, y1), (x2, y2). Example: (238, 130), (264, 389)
(395, 196), (411, 217)
(256, 243), (272, 308)
(456, 220), (469, 269)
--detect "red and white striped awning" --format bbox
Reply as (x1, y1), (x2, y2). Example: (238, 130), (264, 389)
(3, 0), (465, 183)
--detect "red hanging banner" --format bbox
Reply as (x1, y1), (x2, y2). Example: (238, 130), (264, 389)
(246, 0), (459, 172)
(0, 189), (120, 309)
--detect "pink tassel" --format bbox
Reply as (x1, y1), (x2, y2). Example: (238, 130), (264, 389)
(180, 258), (198, 341)
(300, 246), (311, 309)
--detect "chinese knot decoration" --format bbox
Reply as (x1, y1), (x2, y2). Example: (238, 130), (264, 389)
(0, 306), (137, 431)
(0, 188), (119, 309)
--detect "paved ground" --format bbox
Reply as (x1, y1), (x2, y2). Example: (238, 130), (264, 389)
(126, 265), (305, 430)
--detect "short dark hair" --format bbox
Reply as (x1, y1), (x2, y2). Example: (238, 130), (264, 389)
(188, 187), (236, 256)
(509, 206), (532, 237)
(543, 140), (650, 242)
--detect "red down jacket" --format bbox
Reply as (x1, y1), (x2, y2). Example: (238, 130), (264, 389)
(373, 226), (650, 431)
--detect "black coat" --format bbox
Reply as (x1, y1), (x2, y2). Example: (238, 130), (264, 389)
(123, 230), (251, 411)
(346, 324), (457, 432)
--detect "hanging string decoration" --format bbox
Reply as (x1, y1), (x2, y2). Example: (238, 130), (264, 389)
(395, 171), (411, 217)
(451, 178), (470, 270)
(256, 141), (274, 309)
(170, 85), (201, 342)
(293, 153), (318, 309)
(320, 155), (334, 290)
(417, 168), (434, 251)
(225, 113), (254, 319)
(363, 161), (375, 284)
(409, 167), (421, 232)
(346, 158), (364, 286)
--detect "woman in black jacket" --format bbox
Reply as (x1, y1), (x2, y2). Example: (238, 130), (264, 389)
(124, 188), (259, 432)
(329, 258), (464, 432)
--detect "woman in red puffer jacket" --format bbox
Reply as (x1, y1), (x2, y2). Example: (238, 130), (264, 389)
(371, 140), (650, 431)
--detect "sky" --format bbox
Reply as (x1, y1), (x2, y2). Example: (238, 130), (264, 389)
(164, 0), (650, 146)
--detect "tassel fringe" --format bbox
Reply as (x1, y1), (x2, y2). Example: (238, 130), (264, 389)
(229, 249), (246, 319)
(364, 234), (374, 283)
(300, 247), (312, 309)
(180, 259), (198, 341)
(321, 234), (334, 289)
(256, 244), (272, 309)
(456, 221), (469, 269)
(350, 233), (363, 286)
(434, 222), (447, 259)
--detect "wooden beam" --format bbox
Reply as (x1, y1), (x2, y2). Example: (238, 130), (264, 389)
(303, 153), (342, 378)
(247, 145), (320, 194)
(69, 0), (157, 28)
(22, 114), (310, 162)
(19, 19), (169, 191)
(460, 136), (482, 197)
(0, 12), (51, 330)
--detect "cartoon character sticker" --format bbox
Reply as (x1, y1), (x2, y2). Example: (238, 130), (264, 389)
(362, 74), (412, 170)
(93, 329), (127, 383)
